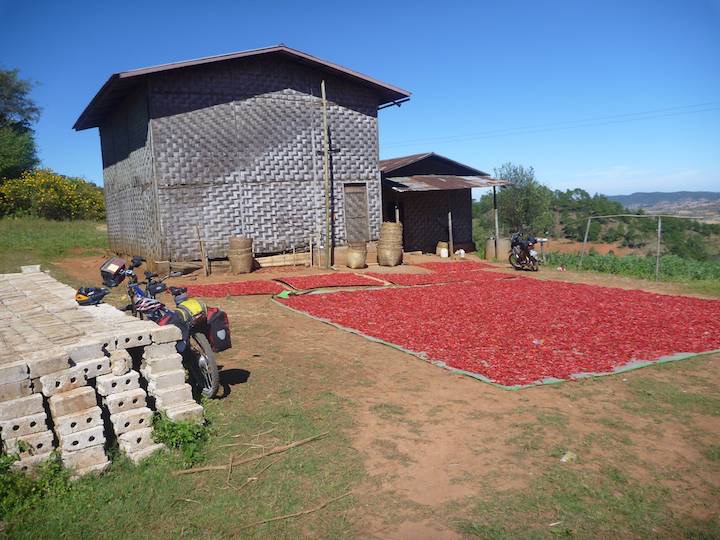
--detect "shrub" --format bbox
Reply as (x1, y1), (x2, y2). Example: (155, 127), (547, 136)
(152, 413), (209, 466)
(0, 168), (105, 220)
(0, 452), (71, 521)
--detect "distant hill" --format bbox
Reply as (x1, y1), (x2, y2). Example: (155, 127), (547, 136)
(609, 191), (720, 207)
(608, 191), (720, 223)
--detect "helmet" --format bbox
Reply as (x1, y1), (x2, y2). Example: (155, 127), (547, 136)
(134, 296), (163, 314)
(75, 287), (110, 306)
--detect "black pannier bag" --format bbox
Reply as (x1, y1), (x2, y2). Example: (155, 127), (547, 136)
(100, 257), (127, 288)
(206, 307), (231, 352)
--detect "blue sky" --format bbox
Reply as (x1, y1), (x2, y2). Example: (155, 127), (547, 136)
(1, 0), (718, 195)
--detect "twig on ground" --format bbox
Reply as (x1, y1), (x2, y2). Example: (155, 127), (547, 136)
(174, 432), (328, 476)
(231, 456), (283, 492)
(240, 491), (352, 529)
(175, 498), (201, 505)
(226, 455), (234, 484)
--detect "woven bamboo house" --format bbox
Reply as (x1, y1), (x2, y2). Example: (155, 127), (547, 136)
(74, 45), (410, 262)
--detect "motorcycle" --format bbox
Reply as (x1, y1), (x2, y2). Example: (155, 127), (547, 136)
(509, 232), (540, 272)
(96, 256), (229, 398)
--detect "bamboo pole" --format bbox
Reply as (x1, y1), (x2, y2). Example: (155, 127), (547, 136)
(493, 186), (499, 261)
(655, 216), (662, 281)
(448, 211), (454, 257)
(321, 80), (331, 269)
(579, 217), (592, 269)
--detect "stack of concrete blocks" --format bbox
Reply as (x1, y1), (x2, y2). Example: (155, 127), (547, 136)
(0, 362), (53, 474)
(0, 267), (206, 476)
(140, 336), (204, 424)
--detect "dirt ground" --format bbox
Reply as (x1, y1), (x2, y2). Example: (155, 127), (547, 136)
(219, 293), (719, 538)
(51, 254), (720, 537)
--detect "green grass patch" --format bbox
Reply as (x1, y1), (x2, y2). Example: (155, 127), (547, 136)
(704, 445), (720, 462)
(4, 392), (361, 539)
(625, 379), (720, 419)
(546, 252), (720, 283)
(0, 216), (107, 273)
(453, 464), (712, 539)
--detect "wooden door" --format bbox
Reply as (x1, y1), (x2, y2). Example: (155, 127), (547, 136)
(344, 183), (369, 244)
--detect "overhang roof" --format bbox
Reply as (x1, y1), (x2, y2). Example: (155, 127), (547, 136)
(74, 45), (411, 130)
(379, 152), (488, 176)
(383, 175), (511, 192)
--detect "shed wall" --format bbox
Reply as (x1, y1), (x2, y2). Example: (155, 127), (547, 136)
(383, 188), (473, 253)
(99, 88), (162, 261)
(146, 56), (381, 260)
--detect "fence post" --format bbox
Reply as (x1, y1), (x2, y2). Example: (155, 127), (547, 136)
(579, 217), (591, 269)
(655, 216), (662, 281)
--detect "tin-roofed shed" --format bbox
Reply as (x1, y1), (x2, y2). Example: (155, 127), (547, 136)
(75, 45), (410, 263)
(380, 153), (508, 253)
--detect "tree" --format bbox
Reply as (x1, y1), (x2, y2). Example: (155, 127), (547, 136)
(494, 163), (553, 233)
(0, 68), (40, 179)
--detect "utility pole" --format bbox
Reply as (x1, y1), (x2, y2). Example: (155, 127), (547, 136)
(655, 216), (662, 281)
(321, 80), (331, 269)
(493, 186), (499, 260)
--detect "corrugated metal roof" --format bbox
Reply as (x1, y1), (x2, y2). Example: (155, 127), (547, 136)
(383, 175), (511, 192)
(379, 152), (488, 176)
(379, 153), (434, 172)
(74, 45), (411, 130)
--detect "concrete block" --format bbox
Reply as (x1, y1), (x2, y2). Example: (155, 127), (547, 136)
(54, 407), (103, 437)
(118, 427), (154, 454)
(110, 407), (153, 435)
(115, 328), (152, 350)
(58, 425), (105, 452)
(24, 347), (71, 379)
(146, 370), (186, 393)
(109, 349), (131, 376)
(72, 357), (111, 380)
(11, 452), (51, 474)
(127, 442), (165, 464)
(25, 349), (71, 378)
(61, 444), (107, 470)
(65, 337), (114, 362)
(48, 386), (97, 418)
(20, 264), (41, 273)
(141, 353), (183, 374)
(37, 367), (86, 397)
(103, 388), (146, 415)
(71, 460), (110, 479)
(96, 370), (140, 396)
(2, 430), (54, 459)
(0, 361), (29, 384)
(165, 402), (204, 424)
(150, 324), (182, 344)
(0, 379), (33, 402)
(0, 393), (44, 421)
(149, 384), (193, 410)
(0, 411), (47, 439)
(143, 342), (179, 359)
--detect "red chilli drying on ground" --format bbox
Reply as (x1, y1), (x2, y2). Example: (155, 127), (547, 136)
(184, 280), (287, 297)
(279, 278), (720, 386)
(279, 273), (384, 290)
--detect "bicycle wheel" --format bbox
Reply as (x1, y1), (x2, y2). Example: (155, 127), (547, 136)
(187, 333), (219, 398)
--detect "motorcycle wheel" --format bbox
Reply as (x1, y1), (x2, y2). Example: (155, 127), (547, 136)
(509, 253), (522, 270)
(531, 260), (539, 272)
(187, 333), (219, 398)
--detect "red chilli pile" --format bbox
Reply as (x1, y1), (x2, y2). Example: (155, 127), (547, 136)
(185, 280), (287, 297)
(279, 275), (720, 386)
(280, 273), (384, 290)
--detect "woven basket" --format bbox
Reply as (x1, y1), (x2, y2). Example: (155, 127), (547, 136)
(229, 236), (253, 249)
(377, 246), (402, 267)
